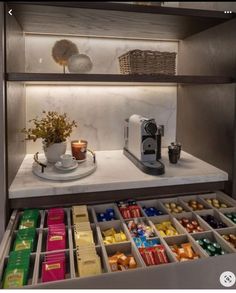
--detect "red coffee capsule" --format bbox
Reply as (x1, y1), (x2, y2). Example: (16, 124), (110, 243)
(191, 220), (198, 227)
(196, 226), (204, 232)
(186, 223), (194, 230)
(182, 218), (189, 226)
(192, 229), (199, 233)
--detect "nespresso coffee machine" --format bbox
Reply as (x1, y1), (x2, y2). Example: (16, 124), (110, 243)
(123, 114), (165, 175)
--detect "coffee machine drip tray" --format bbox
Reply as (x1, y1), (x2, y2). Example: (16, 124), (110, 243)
(123, 148), (165, 175)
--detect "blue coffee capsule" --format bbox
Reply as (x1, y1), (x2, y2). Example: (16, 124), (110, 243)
(145, 210), (152, 217)
(98, 212), (109, 222)
(97, 213), (105, 221)
(106, 208), (115, 217)
(98, 216), (107, 222)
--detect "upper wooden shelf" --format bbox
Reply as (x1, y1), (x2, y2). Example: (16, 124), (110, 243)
(8, 2), (236, 40)
(6, 73), (234, 85)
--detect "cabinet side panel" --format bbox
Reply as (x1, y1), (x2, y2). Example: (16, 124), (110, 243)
(5, 9), (26, 187)
(6, 5), (25, 73)
(7, 82), (26, 187)
(177, 84), (234, 194)
(0, 2), (7, 240)
(177, 17), (236, 196)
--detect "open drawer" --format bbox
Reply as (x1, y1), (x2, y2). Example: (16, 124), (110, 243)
(0, 191), (236, 289)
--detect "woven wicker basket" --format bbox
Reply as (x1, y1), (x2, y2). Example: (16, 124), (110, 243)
(119, 50), (176, 75)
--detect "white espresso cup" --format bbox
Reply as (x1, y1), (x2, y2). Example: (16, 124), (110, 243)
(60, 154), (76, 168)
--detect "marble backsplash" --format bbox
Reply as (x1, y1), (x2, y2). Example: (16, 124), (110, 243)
(26, 85), (177, 153)
(25, 35), (178, 74)
(25, 35), (177, 153)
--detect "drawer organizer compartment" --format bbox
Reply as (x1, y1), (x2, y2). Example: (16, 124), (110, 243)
(179, 194), (210, 211)
(72, 223), (100, 248)
(97, 220), (131, 245)
(1, 253), (36, 288)
(91, 203), (122, 222)
(195, 209), (234, 230)
(218, 207), (236, 225)
(16, 209), (43, 230)
(174, 212), (211, 234)
(37, 250), (71, 284)
(41, 228), (69, 252)
(163, 234), (207, 261)
(191, 231), (235, 257)
(74, 246), (109, 277)
(159, 197), (189, 215)
(215, 227), (236, 251)
(137, 199), (167, 217)
(9, 229), (40, 253)
(149, 214), (186, 237)
(43, 208), (69, 228)
(125, 217), (158, 239)
(105, 242), (144, 271)
(116, 200), (144, 220)
(198, 192), (235, 210)
(1, 191), (236, 288)
(70, 206), (94, 225)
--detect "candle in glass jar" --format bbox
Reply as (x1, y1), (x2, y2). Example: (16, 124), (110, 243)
(71, 140), (87, 161)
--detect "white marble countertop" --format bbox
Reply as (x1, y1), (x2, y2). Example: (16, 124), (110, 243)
(9, 149), (228, 199)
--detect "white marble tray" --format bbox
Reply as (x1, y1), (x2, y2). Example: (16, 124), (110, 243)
(32, 153), (97, 181)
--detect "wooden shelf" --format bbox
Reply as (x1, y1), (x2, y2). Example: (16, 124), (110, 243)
(6, 73), (234, 85)
(8, 2), (236, 40)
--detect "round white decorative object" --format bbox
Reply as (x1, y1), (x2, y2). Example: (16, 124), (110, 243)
(43, 141), (67, 163)
(67, 54), (93, 73)
(32, 152), (96, 181)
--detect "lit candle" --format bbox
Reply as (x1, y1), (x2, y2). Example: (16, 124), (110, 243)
(71, 140), (88, 161)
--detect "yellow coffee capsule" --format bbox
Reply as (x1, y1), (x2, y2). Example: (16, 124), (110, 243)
(220, 203), (228, 208)
(166, 229), (174, 236)
(120, 232), (127, 241)
(159, 230), (166, 237)
(114, 233), (122, 242)
(105, 236), (115, 243)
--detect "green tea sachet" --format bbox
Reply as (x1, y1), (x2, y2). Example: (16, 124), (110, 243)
(13, 228), (36, 252)
(3, 250), (31, 288)
(19, 209), (39, 230)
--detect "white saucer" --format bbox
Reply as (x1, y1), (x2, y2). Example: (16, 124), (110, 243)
(55, 161), (78, 171)
(77, 158), (86, 163)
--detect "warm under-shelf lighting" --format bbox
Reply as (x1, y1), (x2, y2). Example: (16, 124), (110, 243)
(24, 81), (177, 86)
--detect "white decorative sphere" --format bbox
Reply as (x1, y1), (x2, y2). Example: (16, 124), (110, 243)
(67, 54), (93, 73)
